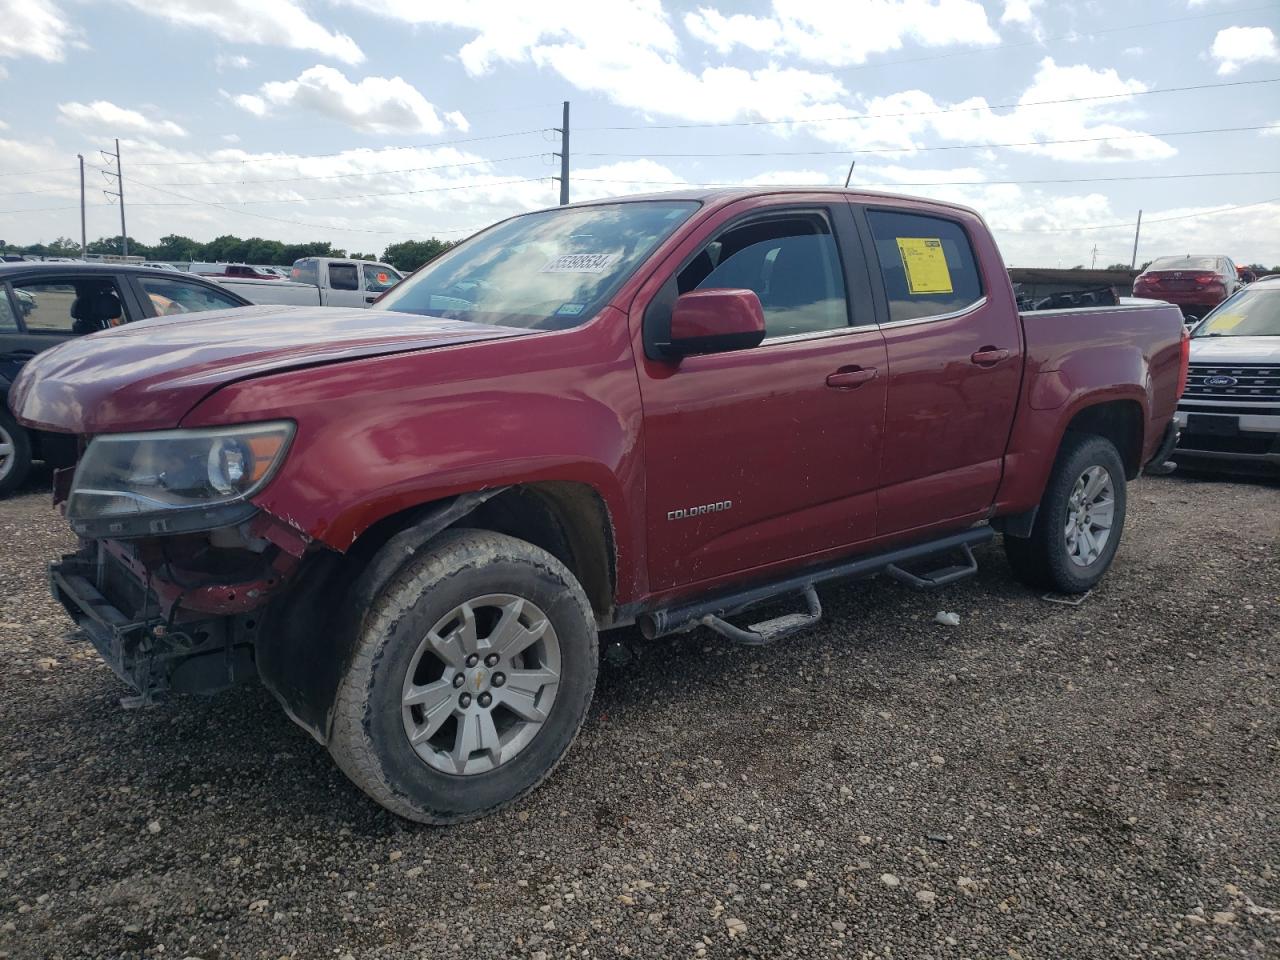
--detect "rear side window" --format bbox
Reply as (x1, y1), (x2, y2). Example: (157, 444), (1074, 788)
(678, 213), (851, 339)
(866, 210), (983, 323)
(11, 278), (128, 334)
(329, 262), (359, 291)
(290, 259), (318, 285)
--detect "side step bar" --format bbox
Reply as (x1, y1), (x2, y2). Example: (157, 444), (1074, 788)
(639, 527), (993, 644)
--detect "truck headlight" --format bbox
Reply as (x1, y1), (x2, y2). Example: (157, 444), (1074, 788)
(68, 422), (294, 537)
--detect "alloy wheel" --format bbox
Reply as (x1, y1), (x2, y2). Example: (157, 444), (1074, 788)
(401, 593), (561, 776)
(1064, 465), (1115, 567)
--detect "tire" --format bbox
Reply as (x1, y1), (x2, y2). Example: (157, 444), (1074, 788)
(0, 407), (33, 497)
(328, 529), (598, 824)
(1003, 433), (1128, 594)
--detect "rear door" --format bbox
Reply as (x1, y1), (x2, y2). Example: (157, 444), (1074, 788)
(2, 273), (140, 380)
(325, 261), (365, 307)
(856, 204), (1023, 536)
(635, 197), (888, 592)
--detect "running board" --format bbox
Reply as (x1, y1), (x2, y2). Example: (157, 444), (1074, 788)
(700, 585), (822, 647)
(884, 543), (979, 589)
(639, 526), (993, 643)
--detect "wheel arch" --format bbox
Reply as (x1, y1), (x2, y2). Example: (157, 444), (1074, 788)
(254, 481), (618, 743)
(1061, 398), (1145, 480)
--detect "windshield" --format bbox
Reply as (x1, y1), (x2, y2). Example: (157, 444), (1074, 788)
(374, 201), (699, 329)
(1147, 256), (1219, 272)
(1193, 287), (1280, 337)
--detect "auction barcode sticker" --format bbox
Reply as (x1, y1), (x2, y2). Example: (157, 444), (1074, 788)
(541, 252), (621, 274)
(895, 237), (953, 295)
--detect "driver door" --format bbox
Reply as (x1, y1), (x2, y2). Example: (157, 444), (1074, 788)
(633, 198), (888, 593)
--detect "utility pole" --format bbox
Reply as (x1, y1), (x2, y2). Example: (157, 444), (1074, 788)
(553, 101), (570, 205)
(1090, 244), (1098, 270)
(843, 160), (856, 188)
(100, 138), (127, 257)
(77, 154), (87, 258)
(1130, 209), (1142, 270)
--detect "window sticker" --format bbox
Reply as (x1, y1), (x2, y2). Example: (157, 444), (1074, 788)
(540, 252), (621, 274)
(1203, 313), (1245, 333)
(555, 302), (585, 316)
(895, 237), (953, 295)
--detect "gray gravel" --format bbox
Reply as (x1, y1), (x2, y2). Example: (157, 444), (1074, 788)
(1, 465), (1277, 959)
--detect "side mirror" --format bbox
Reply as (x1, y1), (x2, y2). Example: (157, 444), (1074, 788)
(665, 288), (766, 357)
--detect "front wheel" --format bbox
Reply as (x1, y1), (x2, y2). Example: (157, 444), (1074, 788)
(0, 408), (33, 497)
(328, 530), (598, 824)
(1003, 433), (1128, 593)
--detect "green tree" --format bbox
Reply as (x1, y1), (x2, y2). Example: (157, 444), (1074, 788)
(152, 234), (203, 262)
(382, 238), (453, 272)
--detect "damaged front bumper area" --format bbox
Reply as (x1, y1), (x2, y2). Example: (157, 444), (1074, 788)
(49, 517), (306, 706)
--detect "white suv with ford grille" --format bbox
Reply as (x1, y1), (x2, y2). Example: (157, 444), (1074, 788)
(1175, 275), (1280, 473)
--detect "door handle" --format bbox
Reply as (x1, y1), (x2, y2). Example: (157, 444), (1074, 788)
(826, 366), (877, 389)
(1, 349), (37, 363)
(970, 347), (1010, 366)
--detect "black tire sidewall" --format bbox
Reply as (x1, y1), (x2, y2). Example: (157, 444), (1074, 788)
(1038, 435), (1128, 591)
(356, 540), (597, 819)
(0, 407), (33, 496)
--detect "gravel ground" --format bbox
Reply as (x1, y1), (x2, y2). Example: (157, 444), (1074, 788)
(1, 465), (1277, 960)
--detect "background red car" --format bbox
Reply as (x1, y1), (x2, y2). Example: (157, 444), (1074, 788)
(1134, 255), (1242, 321)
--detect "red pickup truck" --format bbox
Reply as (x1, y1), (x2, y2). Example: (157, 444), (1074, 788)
(12, 189), (1187, 823)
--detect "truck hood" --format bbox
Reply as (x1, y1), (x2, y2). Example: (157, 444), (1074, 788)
(1188, 334), (1280, 364)
(11, 304), (531, 434)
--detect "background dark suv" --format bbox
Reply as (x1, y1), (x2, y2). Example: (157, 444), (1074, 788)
(0, 263), (251, 494)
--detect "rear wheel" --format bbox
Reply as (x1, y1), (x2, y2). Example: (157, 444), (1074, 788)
(0, 408), (33, 497)
(328, 529), (598, 823)
(1003, 433), (1127, 593)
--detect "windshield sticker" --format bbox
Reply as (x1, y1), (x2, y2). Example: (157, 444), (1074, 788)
(895, 237), (953, 295)
(1204, 312), (1244, 333)
(555, 302), (585, 316)
(541, 252), (621, 274)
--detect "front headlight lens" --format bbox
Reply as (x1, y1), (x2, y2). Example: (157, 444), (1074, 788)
(69, 422), (294, 525)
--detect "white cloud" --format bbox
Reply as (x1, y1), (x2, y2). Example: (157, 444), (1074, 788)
(334, 0), (679, 75)
(684, 0), (999, 66)
(216, 52), (252, 71)
(1261, 123), (1280, 138)
(0, 0), (75, 62)
(1210, 26), (1279, 75)
(232, 66), (467, 135)
(57, 100), (187, 137)
(1122, 46), (1144, 56)
(116, 0), (363, 64)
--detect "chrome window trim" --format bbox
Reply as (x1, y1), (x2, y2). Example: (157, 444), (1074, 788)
(877, 295), (988, 330)
(762, 321), (882, 347)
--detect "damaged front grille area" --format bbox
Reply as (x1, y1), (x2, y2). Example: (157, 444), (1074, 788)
(50, 545), (259, 706)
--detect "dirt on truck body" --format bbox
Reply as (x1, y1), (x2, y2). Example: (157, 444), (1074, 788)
(11, 187), (1188, 823)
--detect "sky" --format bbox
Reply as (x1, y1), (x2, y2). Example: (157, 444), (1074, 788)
(0, 0), (1277, 267)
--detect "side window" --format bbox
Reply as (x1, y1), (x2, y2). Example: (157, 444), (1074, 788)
(11, 278), (127, 334)
(362, 263), (401, 294)
(0, 287), (18, 331)
(290, 260), (318, 285)
(677, 213), (850, 339)
(866, 210), (984, 323)
(136, 276), (245, 316)
(329, 262), (359, 291)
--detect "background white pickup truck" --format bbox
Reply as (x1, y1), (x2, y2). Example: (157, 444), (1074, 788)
(218, 257), (404, 308)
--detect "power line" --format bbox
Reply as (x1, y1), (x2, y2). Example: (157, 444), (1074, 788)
(996, 197), (1280, 234)
(576, 77), (1280, 132)
(576, 124), (1280, 159)
(573, 170), (1280, 189)
(126, 128), (551, 168)
(141, 153), (547, 188)
(113, 174), (551, 236)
